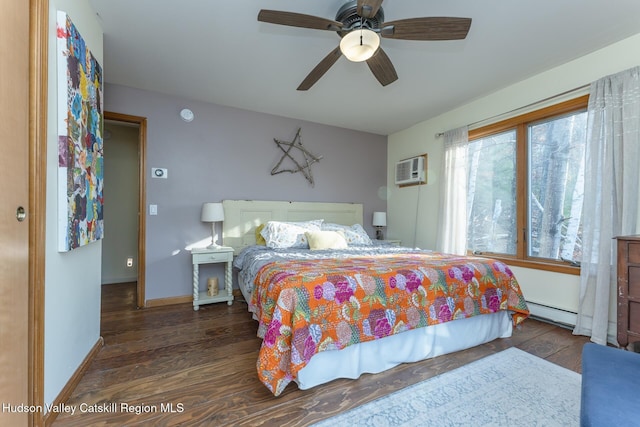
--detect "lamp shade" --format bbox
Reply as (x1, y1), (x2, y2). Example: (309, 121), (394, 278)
(340, 29), (380, 62)
(201, 202), (224, 222)
(372, 211), (387, 227)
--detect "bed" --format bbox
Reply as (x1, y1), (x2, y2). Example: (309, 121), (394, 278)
(223, 200), (530, 396)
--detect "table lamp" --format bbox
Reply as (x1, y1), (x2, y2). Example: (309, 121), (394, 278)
(372, 211), (387, 240)
(201, 202), (224, 248)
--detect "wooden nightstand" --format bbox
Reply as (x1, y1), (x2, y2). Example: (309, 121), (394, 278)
(191, 246), (234, 311)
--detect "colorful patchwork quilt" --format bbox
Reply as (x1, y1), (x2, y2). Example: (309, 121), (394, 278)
(248, 251), (529, 396)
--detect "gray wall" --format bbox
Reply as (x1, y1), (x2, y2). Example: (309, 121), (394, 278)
(104, 84), (388, 301)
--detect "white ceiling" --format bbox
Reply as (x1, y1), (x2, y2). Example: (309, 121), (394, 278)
(88, 0), (640, 135)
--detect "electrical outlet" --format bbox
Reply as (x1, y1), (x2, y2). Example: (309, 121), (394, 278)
(126, 257), (134, 268)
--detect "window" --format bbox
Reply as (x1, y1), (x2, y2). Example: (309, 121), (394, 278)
(467, 95), (588, 274)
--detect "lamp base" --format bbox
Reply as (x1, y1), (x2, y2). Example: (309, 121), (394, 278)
(375, 228), (384, 240)
(207, 228), (220, 249)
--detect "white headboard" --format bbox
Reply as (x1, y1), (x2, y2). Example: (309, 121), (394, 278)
(222, 200), (364, 254)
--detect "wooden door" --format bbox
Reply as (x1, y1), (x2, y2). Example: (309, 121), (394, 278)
(0, 0), (31, 425)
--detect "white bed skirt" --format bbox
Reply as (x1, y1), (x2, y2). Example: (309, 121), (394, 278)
(297, 310), (512, 389)
(238, 274), (513, 391)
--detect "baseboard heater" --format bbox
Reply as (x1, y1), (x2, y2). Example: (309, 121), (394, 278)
(526, 301), (577, 328)
(527, 301), (618, 345)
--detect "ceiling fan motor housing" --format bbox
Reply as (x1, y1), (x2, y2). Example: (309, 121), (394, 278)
(335, 1), (384, 36)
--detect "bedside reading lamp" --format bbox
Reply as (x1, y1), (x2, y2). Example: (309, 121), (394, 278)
(201, 202), (224, 248)
(372, 211), (387, 240)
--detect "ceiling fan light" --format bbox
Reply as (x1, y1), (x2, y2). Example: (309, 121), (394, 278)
(340, 29), (380, 62)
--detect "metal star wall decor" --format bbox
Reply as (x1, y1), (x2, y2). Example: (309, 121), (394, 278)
(270, 128), (322, 186)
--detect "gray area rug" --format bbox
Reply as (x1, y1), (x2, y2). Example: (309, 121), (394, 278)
(312, 347), (581, 427)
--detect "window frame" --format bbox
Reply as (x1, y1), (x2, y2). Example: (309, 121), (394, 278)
(467, 95), (589, 275)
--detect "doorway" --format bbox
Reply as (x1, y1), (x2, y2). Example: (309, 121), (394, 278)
(103, 111), (147, 308)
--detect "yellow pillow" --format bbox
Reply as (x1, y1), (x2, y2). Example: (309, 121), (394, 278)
(305, 230), (348, 250)
(255, 224), (266, 245)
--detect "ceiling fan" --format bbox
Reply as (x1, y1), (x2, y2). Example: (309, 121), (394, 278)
(257, 0), (472, 91)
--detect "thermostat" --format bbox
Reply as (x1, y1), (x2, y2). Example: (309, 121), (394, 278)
(152, 167), (168, 179)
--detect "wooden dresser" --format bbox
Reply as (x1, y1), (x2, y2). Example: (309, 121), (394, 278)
(616, 235), (640, 349)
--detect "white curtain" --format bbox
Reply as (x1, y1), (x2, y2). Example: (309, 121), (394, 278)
(573, 66), (640, 345)
(436, 126), (469, 255)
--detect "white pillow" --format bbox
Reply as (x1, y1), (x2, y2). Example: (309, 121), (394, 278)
(320, 223), (373, 246)
(305, 230), (348, 250)
(260, 220), (323, 248)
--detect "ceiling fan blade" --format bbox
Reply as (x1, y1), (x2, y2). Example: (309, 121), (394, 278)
(366, 48), (398, 87)
(382, 17), (472, 40)
(357, 0), (383, 18)
(297, 46), (342, 91)
(258, 10), (343, 31)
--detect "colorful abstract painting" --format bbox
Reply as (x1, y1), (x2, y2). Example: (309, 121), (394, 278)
(56, 11), (104, 252)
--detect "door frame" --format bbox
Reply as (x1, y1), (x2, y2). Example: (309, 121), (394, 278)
(104, 111), (148, 308)
(30, 0), (48, 424)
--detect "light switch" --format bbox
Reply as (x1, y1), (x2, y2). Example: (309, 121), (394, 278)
(149, 204), (158, 215)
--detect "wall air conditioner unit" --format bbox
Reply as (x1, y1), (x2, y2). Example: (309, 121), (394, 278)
(395, 156), (425, 185)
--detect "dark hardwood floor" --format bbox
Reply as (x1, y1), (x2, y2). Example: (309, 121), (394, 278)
(53, 282), (590, 426)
